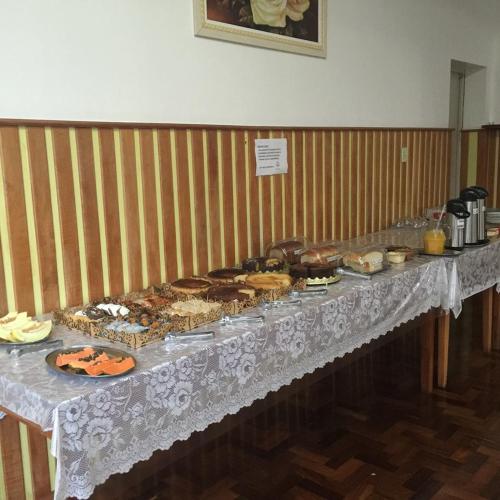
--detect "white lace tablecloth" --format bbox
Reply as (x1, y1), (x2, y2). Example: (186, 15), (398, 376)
(0, 232), (498, 499)
(350, 230), (500, 316)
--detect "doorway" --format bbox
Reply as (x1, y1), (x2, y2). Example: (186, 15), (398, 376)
(448, 60), (486, 197)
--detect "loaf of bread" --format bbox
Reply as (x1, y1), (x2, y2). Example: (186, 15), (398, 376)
(300, 244), (342, 265)
(343, 250), (385, 273)
(267, 239), (305, 264)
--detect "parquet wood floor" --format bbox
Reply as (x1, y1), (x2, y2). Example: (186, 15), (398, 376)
(92, 295), (500, 500)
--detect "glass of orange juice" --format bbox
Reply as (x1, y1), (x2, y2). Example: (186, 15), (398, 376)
(423, 228), (446, 254)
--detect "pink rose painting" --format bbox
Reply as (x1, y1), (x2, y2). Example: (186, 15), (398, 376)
(194, 0), (326, 57)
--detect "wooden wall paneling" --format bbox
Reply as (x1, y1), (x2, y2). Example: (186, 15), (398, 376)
(220, 130), (235, 267)
(340, 131), (348, 239)
(495, 133), (500, 207)
(476, 130), (488, 188)
(206, 130), (223, 269)
(75, 128), (104, 302)
(0, 123), (452, 316)
(269, 130), (283, 243)
(358, 131), (367, 235)
(139, 129), (162, 285)
(0, 228), (7, 315)
(460, 132), (469, 190)
(324, 131), (333, 240)
(233, 130), (248, 262)
(98, 128), (124, 296)
(295, 131), (305, 239)
(51, 128), (83, 307)
(25, 127), (59, 313)
(158, 129), (180, 281)
(313, 130), (321, 242)
(0, 127), (36, 314)
(120, 129), (145, 289)
(283, 130), (295, 240)
(349, 131), (358, 239)
(365, 132), (373, 234)
(246, 130), (260, 256)
(305, 130), (314, 242)
(485, 131), (496, 207)
(372, 131), (380, 232)
(172, 129), (195, 277)
(0, 415), (25, 500)
(191, 129), (211, 274)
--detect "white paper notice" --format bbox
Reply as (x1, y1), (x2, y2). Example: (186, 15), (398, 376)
(255, 138), (288, 176)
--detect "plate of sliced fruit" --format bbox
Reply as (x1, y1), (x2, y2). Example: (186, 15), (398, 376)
(45, 345), (136, 378)
(0, 312), (53, 345)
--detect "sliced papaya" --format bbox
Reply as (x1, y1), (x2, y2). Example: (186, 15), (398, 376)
(67, 352), (110, 370)
(84, 356), (134, 376)
(56, 347), (96, 367)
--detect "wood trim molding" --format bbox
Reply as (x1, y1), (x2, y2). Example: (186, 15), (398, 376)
(0, 117), (453, 132)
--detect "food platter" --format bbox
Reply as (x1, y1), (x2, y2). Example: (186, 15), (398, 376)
(0, 336), (52, 348)
(46, 345), (136, 379)
(418, 248), (462, 257)
(306, 275), (341, 286)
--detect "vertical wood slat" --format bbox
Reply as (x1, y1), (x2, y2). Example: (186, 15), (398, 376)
(0, 415), (25, 500)
(76, 128), (104, 302)
(0, 127), (36, 314)
(25, 127), (60, 313)
(26, 426), (52, 499)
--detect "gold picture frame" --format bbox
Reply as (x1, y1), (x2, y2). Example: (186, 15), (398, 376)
(193, 0), (327, 58)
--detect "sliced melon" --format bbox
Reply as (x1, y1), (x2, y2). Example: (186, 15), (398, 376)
(0, 328), (15, 342)
(1, 313), (31, 330)
(0, 312), (18, 323)
(11, 320), (52, 343)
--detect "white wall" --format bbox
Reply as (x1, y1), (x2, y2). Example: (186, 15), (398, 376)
(0, 0), (499, 127)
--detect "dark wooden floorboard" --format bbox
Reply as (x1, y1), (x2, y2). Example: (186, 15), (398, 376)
(91, 295), (500, 500)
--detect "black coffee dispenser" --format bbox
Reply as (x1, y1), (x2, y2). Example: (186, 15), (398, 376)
(445, 199), (470, 250)
(469, 186), (488, 242)
(460, 187), (479, 245)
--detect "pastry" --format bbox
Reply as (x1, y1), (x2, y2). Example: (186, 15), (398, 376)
(207, 284), (256, 302)
(130, 295), (172, 309)
(168, 299), (221, 317)
(245, 272), (293, 290)
(343, 250), (384, 273)
(242, 257), (285, 272)
(268, 240), (305, 264)
(170, 278), (212, 296)
(207, 268), (243, 284)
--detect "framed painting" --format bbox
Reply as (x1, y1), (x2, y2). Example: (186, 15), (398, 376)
(193, 0), (327, 58)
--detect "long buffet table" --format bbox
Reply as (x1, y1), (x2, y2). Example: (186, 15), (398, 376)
(0, 230), (499, 499)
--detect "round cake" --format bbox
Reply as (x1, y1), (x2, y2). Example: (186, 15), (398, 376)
(207, 284), (256, 302)
(207, 268), (243, 284)
(289, 264), (308, 279)
(245, 272), (292, 290)
(170, 278), (212, 295)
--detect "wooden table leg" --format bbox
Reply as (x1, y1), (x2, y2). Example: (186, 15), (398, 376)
(420, 313), (435, 394)
(437, 311), (450, 389)
(493, 290), (500, 351)
(482, 287), (493, 353)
